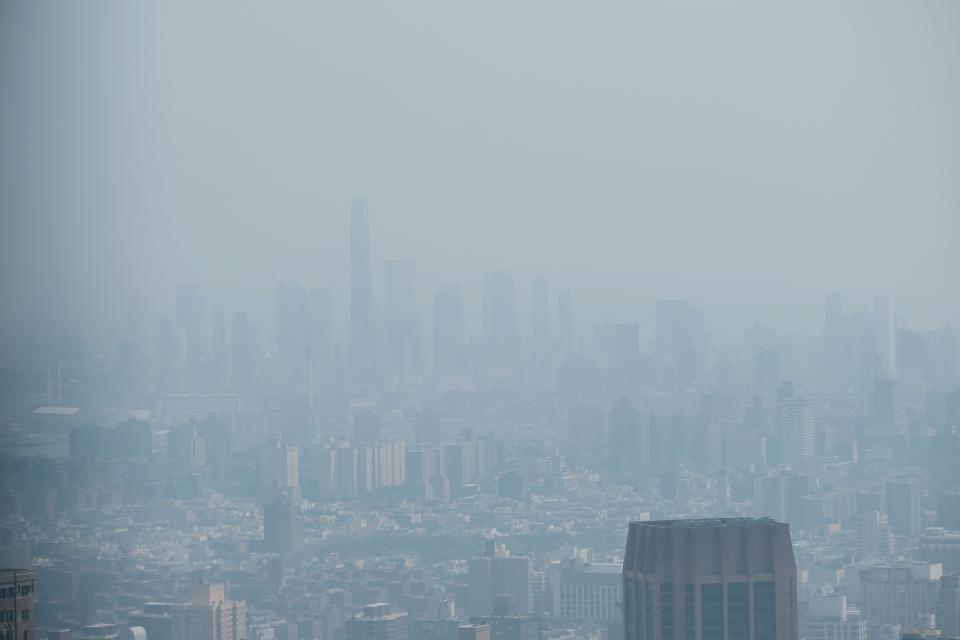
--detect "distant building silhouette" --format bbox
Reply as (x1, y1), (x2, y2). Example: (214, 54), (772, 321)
(468, 540), (533, 618)
(349, 197), (378, 393)
(433, 284), (465, 376)
(886, 477), (924, 537)
(383, 257), (421, 378)
(780, 395), (816, 465)
(263, 488), (305, 554)
(874, 294), (897, 375)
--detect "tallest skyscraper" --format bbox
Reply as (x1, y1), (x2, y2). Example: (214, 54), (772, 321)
(350, 197), (377, 394)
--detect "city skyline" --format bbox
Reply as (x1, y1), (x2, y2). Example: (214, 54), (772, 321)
(2, 2), (959, 640)
(0, 196), (954, 366)
(2, 2), (959, 346)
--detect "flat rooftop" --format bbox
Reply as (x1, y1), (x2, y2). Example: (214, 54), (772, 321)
(629, 517), (780, 529)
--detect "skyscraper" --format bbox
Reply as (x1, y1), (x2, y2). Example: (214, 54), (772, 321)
(823, 294), (849, 387)
(350, 197), (377, 392)
(607, 398), (650, 470)
(383, 257), (420, 378)
(938, 572), (960, 637)
(780, 395), (815, 465)
(263, 488), (305, 554)
(874, 294), (896, 375)
(874, 377), (907, 436)
(277, 279), (308, 380)
(261, 440), (299, 490)
(654, 300), (707, 387)
(886, 476), (923, 537)
(481, 270), (520, 373)
(623, 518), (798, 640)
(433, 284), (465, 376)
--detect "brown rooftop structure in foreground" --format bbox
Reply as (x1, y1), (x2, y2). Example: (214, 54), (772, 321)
(623, 518), (798, 640)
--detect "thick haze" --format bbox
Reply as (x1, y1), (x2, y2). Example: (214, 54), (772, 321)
(2, 1), (958, 346)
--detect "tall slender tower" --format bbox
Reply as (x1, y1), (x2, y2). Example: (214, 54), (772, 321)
(874, 294), (896, 375)
(624, 518), (798, 640)
(350, 198), (377, 392)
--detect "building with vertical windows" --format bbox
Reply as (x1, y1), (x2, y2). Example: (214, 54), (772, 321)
(919, 528), (960, 573)
(886, 476), (924, 538)
(780, 395), (815, 465)
(0, 569), (34, 640)
(350, 197), (378, 393)
(469, 595), (540, 640)
(874, 377), (907, 436)
(457, 624), (490, 640)
(798, 595), (867, 640)
(467, 541), (533, 618)
(938, 572), (960, 637)
(607, 399), (649, 471)
(623, 518), (797, 640)
(557, 563), (622, 622)
(874, 294), (897, 375)
(261, 441), (299, 491)
(858, 563), (941, 630)
(0, 532), (30, 571)
(170, 584), (245, 640)
(263, 488), (305, 553)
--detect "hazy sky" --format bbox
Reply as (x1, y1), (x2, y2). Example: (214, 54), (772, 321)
(2, 1), (958, 346)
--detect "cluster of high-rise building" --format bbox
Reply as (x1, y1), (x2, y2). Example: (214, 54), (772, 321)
(1, 198), (959, 640)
